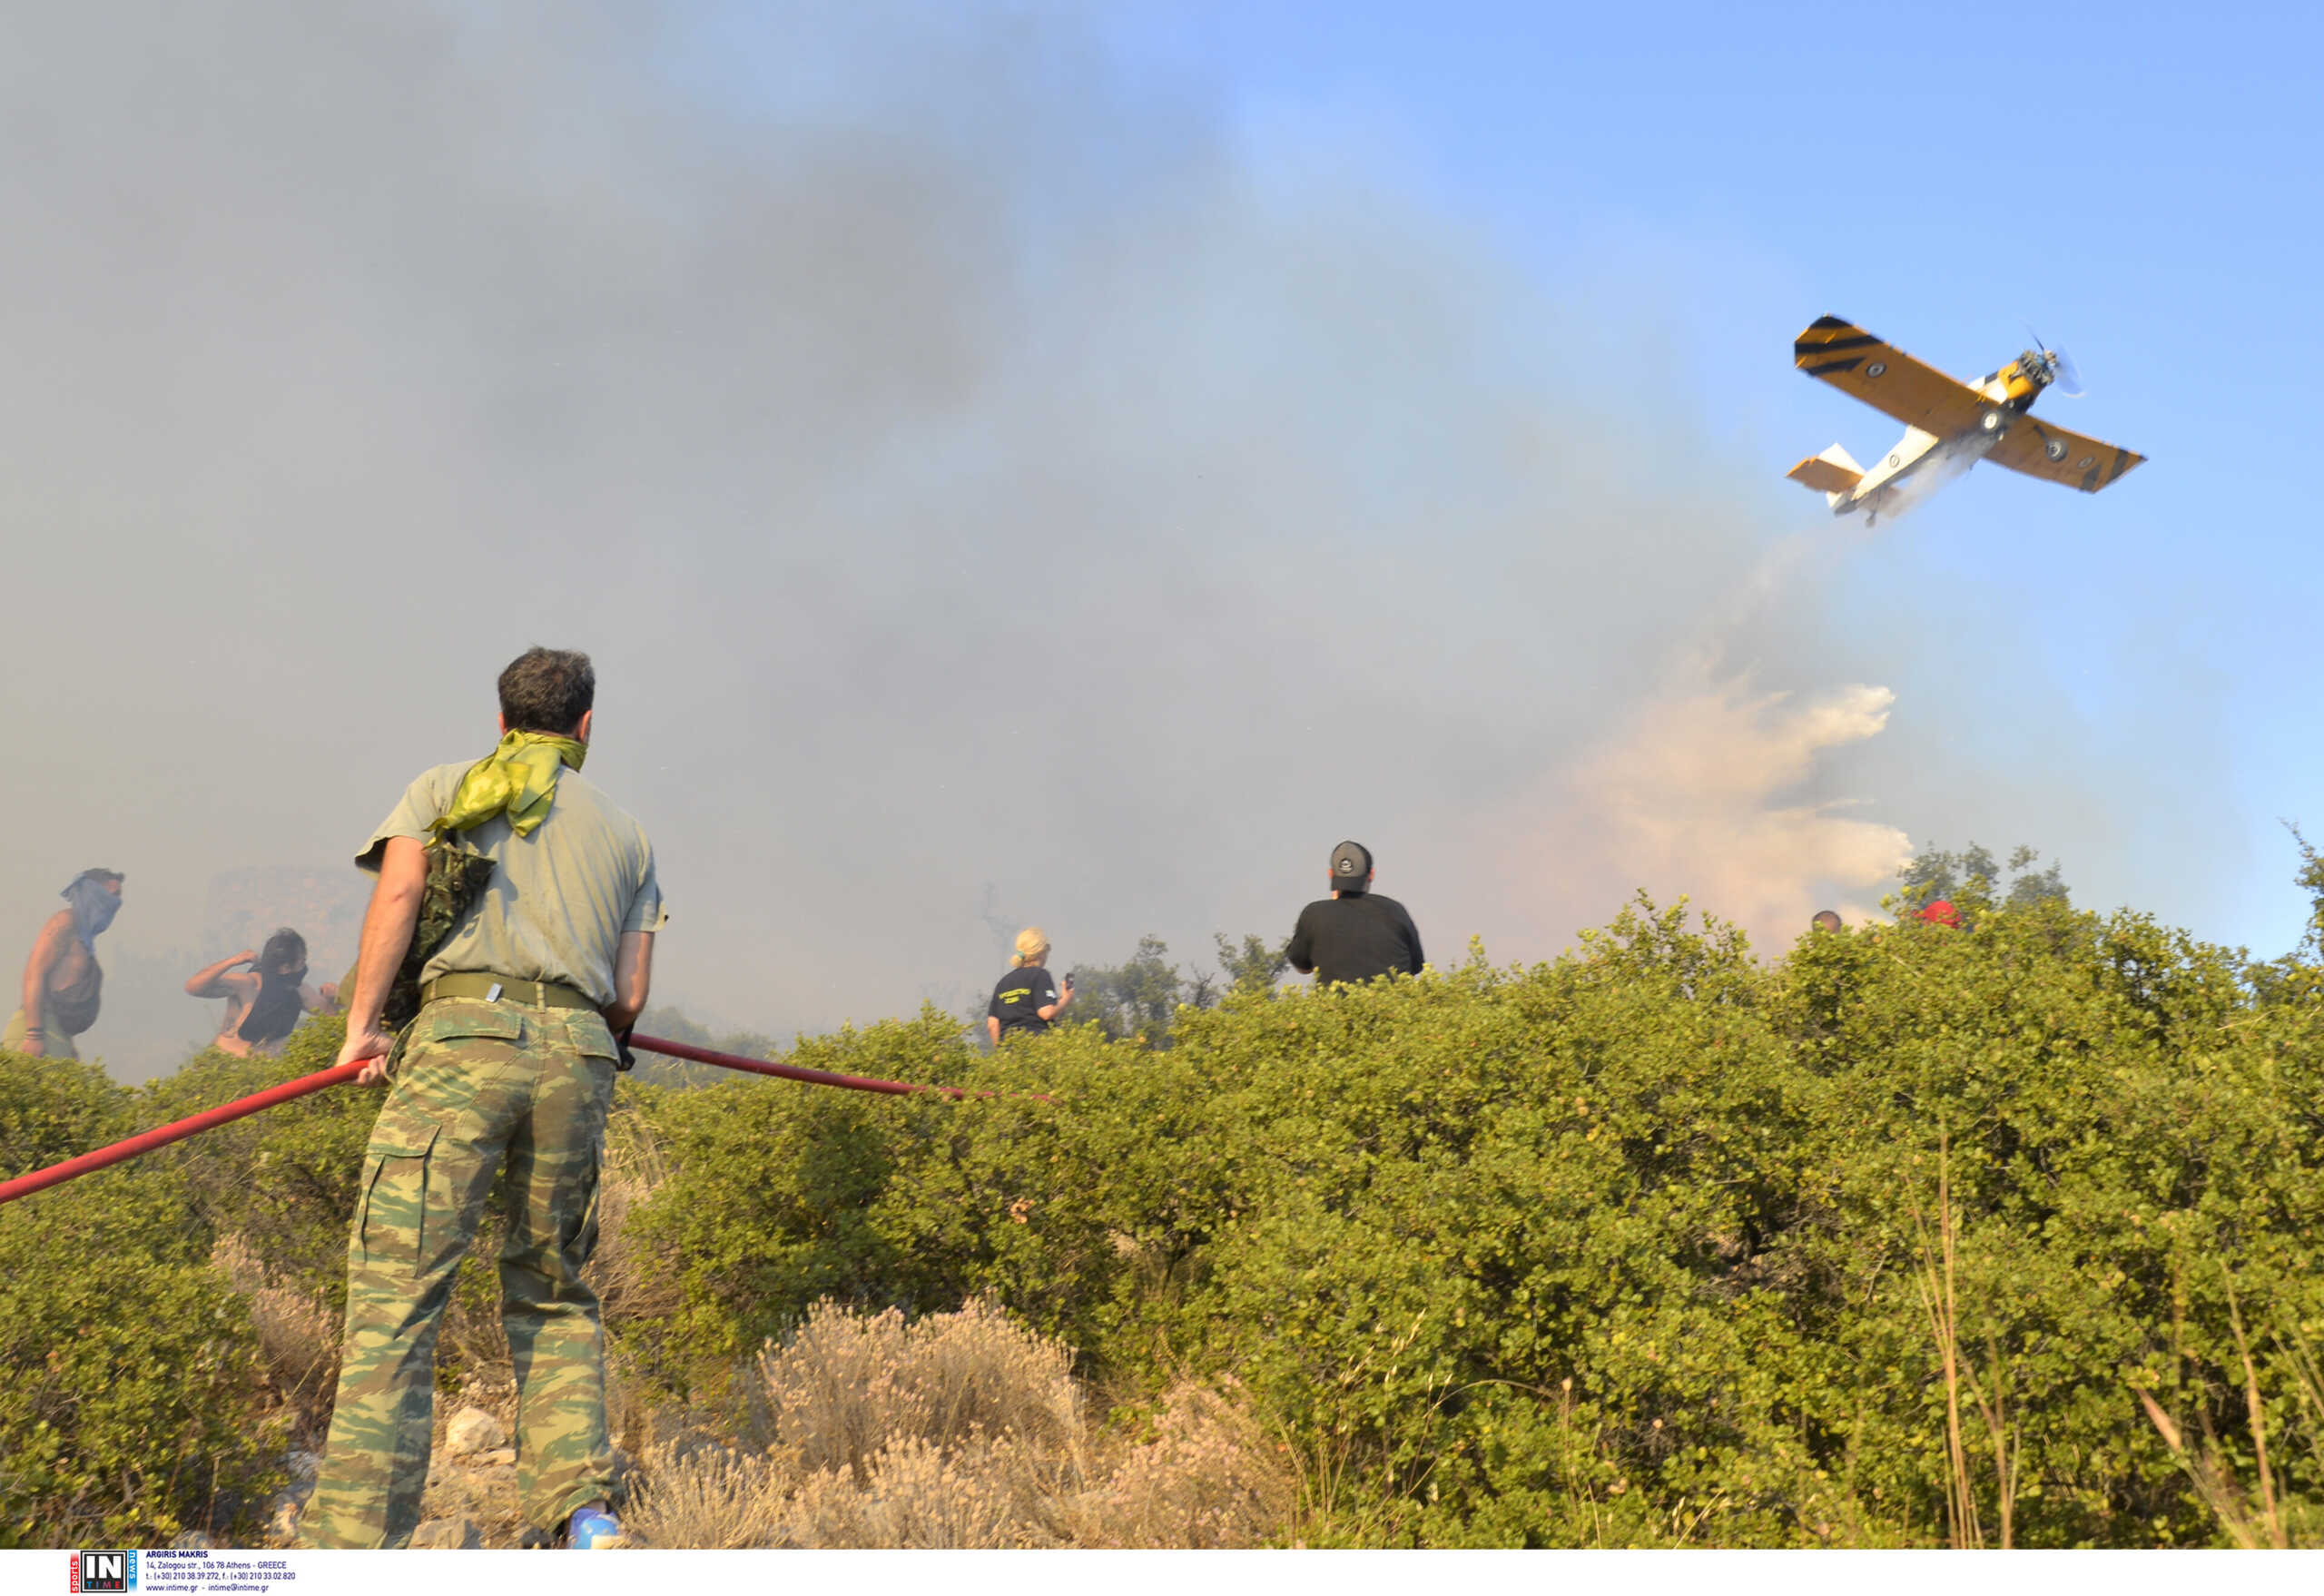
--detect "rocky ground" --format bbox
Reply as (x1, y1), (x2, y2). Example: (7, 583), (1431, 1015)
(269, 1377), (563, 1550)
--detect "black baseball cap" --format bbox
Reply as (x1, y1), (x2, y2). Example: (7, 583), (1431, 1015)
(1330, 840), (1373, 894)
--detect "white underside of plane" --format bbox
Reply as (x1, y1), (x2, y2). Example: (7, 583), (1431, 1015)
(1807, 376), (2018, 527)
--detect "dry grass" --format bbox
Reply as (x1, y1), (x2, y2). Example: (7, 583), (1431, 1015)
(783, 1434), (1052, 1548)
(586, 1114), (680, 1325)
(756, 1298), (1083, 1480)
(212, 1233), (340, 1418)
(1906, 1135), (2019, 1549)
(234, 1111), (1291, 1550)
(438, 1272), (515, 1391)
(608, 1441), (789, 1550)
(625, 1299), (1295, 1549)
(583, 1130), (673, 1465)
(1062, 1379), (1296, 1548)
(2132, 1265), (2300, 1549)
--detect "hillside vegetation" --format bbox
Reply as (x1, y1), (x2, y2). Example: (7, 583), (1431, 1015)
(6, 883), (2324, 1547)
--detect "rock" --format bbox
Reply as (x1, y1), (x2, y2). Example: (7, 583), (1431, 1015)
(409, 1518), (483, 1550)
(441, 1405), (507, 1459)
(171, 1532), (216, 1551)
(266, 1495), (303, 1543)
(271, 1453), (319, 1513)
(264, 1450), (317, 1543)
(474, 1447), (517, 1468)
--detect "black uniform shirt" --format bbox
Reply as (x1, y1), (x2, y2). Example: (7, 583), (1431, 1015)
(1286, 894), (1424, 987)
(989, 964), (1061, 1038)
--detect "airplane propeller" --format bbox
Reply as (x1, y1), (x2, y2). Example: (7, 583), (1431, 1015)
(2026, 326), (2086, 397)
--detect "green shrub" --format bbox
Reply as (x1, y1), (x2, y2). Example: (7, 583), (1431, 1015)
(619, 896), (2324, 1546)
(0, 1050), (133, 1181)
(622, 1011), (1023, 1389)
(20, 877), (2324, 1548)
(139, 1024), (527, 1401)
(0, 1056), (280, 1545)
(139, 1020), (374, 1314)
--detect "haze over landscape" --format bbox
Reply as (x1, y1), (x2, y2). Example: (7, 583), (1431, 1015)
(1, 3), (2304, 1079)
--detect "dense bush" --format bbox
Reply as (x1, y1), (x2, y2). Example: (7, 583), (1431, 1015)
(0, 1057), (282, 1545)
(0, 1052), (134, 1179)
(139, 1021), (375, 1315)
(14, 878), (2324, 1547)
(621, 891), (2324, 1546)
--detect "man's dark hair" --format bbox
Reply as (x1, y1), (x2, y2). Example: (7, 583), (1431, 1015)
(261, 927), (308, 976)
(497, 647), (596, 734)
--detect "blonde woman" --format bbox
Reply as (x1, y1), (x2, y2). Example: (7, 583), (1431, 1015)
(987, 927), (1072, 1045)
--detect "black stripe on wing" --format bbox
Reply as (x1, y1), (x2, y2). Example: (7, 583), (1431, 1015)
(1795, 317), (1883, 365)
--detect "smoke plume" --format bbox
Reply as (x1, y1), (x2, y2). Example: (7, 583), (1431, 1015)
(0, 4), (2183, 1075)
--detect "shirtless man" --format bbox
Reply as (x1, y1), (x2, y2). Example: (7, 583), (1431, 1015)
(185, 927), (339, 1057)
(5, 869), (125, 1059)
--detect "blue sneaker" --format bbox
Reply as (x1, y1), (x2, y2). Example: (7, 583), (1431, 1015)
(567, 1507), (624, 1549)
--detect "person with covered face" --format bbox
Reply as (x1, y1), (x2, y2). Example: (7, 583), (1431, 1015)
(184, 927), (340, 1057)
(5, 869), (124, 1059)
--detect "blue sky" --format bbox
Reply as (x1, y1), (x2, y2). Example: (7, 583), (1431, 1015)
(1090, 0), (2321, 951)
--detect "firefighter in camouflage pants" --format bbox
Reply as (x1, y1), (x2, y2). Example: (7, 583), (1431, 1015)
(301, 649), (665, 1550)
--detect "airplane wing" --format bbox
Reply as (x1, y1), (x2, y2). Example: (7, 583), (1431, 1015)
(1984, 415), (2145, 493)
(1795, 316), (1989, 436)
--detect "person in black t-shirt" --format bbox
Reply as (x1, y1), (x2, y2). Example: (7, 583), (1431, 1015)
(1286, 840), (1424, 988)
(988, 926), (1075, 1044)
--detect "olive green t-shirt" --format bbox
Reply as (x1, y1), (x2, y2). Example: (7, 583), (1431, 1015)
(358, 761), (667, 1010)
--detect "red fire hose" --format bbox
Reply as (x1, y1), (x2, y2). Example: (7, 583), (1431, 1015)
(630, 1034), (967, 1098)
(0, 1032), (985, 1208)
(0, 1059), (369, 1206)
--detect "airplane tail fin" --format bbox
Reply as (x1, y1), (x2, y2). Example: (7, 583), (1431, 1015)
(1787, 443), (1863, 510)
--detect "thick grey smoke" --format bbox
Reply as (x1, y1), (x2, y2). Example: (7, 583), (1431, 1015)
(0, 5), (2220, 1078)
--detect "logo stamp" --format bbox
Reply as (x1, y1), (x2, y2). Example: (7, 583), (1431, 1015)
(70, 1551), (137, 1593)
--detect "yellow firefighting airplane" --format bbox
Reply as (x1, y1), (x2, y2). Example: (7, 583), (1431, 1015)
(1787, 316), (2143, 524)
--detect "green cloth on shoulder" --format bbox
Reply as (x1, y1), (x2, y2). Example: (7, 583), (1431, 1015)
(431, 731), (587, 839)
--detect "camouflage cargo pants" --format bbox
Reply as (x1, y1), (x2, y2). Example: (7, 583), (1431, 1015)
(300, 998), (622, 1548)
